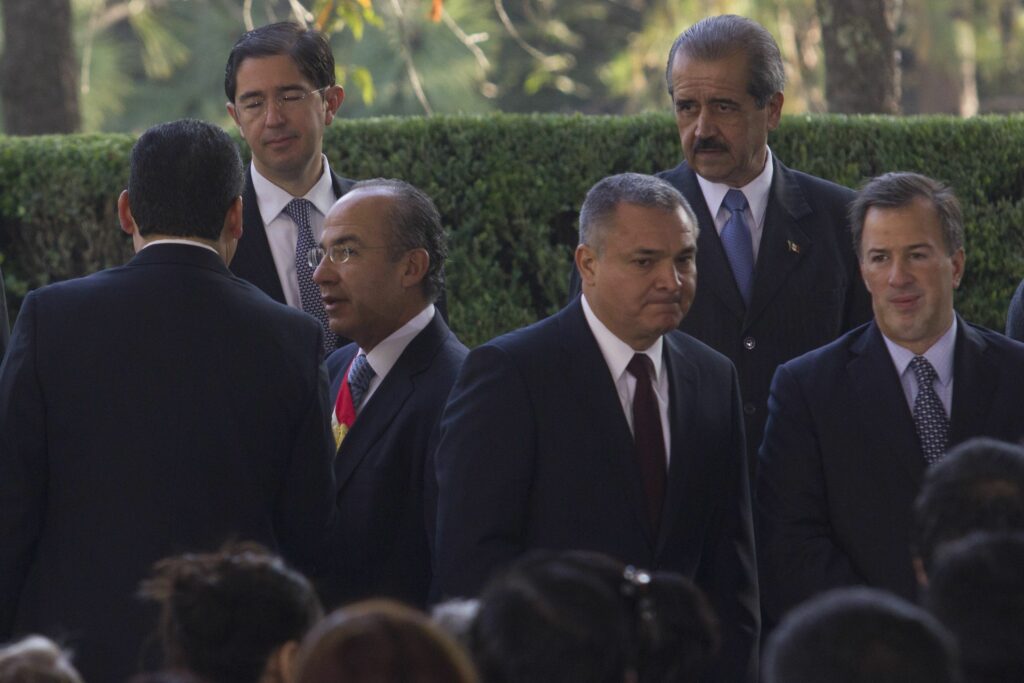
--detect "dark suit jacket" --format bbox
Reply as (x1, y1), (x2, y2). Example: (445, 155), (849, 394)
(0, 244), (337, 683)
(320, 312), (467, 609)
(1006, 277), (1024, 341)
(232, 166), (354, 306)
(0, 263), (8, 359)
(756, 318), (1024, 626)
(434, 298), (759, 683)
(570, 158), (870, 477)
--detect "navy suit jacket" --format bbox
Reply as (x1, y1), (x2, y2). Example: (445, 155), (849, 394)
(756, 318), (1024, 626)
(321, 311), (467, 609)
(0, 244), (337, 683)
(434, 298), (759, 683)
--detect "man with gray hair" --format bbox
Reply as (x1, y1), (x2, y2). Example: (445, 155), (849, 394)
(436, 172), (758, 682)
(757, 171), (1024, 628)
(658, 15), (871, 478)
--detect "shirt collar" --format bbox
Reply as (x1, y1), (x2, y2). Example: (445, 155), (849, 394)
(696, 147), (774, 226)
(359, 304), (436, 384)
(581, 294), (664, 385)
(882, 316), (958, 387)
(140, 238), (220, 256)
(250, 155), (337, 227)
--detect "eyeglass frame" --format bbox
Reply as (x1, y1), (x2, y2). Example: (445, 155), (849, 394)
(307, 243), (391, 269)
(234, 85), (331, 121)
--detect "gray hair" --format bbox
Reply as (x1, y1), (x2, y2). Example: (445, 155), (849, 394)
(849, 172), (964, 258)
(665, 14), (786, 107)
(349, 179), (448, 303)
(0, 635), (83, 683)
(578, 173), (697, 252)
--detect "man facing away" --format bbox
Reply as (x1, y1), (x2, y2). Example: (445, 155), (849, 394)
(436, 173), (758, 683)
(225, 22), (354, 350)
(0, 119), (336, 683)
(652, 15), (871, 477)
(312, 179), (467, 609)
(757, 171), (1024, 628)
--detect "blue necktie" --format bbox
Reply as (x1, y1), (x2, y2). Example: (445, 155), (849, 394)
(721, 189), (754, 306)
(348, 352), (376, 414)
(910, 356), (949, 464)
(282, 198), (338, 353)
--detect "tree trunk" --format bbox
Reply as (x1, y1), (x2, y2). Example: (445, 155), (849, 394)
(816, 0), (901, 114)
(1, 0), (80, 134)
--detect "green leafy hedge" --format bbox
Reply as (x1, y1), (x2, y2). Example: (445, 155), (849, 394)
(1, 114), (1022, 347)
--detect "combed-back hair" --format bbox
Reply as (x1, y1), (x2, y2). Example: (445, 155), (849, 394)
(578, 172), (697, 253)
(224, 22), (335, 102)
(664, 14), (785, 105)
(849, 171), (964, 258)
(128, 119), (243, 240)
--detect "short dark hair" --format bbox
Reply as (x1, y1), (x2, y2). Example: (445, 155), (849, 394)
(349, 179), (448, 303)
(128, 119), (243, 240)
(578, 172), (697, 253)
(470, 550), (719, 683)
(849, 171), (964, 258)
(913, 437), (1024, 573)
(140, 543), (322, 683)
(763, 587), (959, 683)
(224, 22), (335, 102)
(665, 15), (785, 106)
(925, 531), (1024, 683)
(294, 599), (477, 683)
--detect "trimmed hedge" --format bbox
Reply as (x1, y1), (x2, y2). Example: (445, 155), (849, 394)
(1, 114), (1023, 347)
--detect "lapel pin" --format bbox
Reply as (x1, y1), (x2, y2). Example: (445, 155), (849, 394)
(787, 240), (801, 254)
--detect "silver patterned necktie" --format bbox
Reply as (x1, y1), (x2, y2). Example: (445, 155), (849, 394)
(281, 198), (338, 352)
(721, 189), (754, 306)
(910, 355), (949, 464)
(348, 352), (376, 414)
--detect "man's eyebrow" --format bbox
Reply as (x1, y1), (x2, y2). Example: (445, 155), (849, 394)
(236, 84), (307, 100)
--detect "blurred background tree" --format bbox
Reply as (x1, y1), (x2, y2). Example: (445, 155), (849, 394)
(1, 0), (1024, 135)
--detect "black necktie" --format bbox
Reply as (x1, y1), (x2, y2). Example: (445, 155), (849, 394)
(910, 356), (949, 464)
(626, 354), (667, 530)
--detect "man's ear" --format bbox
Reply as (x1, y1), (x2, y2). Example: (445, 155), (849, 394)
(575, 243), (598, 287)
(264, 640), (300, 683)
(913, 556), (929, 588)
(402, 248), (430, 289)
(324, 85), (345, 125)
(118, 190), (136, 236)
(227, 101), (242, 129)
(224, 196), (244, 241)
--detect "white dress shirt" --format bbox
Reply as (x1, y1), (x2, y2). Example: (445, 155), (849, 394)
(696, 148), (775, 262)
(581, 294), (671, 463)
(250, 155), (339, 309)
(356, 305), (436, 408)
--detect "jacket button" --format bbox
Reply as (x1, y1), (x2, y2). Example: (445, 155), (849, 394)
(743, 402), (756, 416)
(743, 337), (756, 350)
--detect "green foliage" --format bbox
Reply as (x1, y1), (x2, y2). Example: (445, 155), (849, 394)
(1, 114), (1022, 345)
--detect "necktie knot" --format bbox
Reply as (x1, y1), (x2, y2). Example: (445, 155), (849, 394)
(723, 189), (748, 214)
(627, 353), (654, 382)
(348, 353), (376, 412)
(910, 355), (938, 383)
(282, 198), (313, 227)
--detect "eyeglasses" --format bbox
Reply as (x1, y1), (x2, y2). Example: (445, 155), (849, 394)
(307, 244), (390, 269)
(235, 86), (329, 121)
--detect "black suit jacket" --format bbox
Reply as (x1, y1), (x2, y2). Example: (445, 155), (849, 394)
(434, 298), (759, 683)
(570, 158), (870, 477)
(756, 318), (1024, 626)
(0, 263), (8, 359)
(0, 244), (337, 683)
(320, 312), (467, 608)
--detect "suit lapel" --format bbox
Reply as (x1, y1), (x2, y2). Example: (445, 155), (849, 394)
(559, 300), (657, 549)
(674, 166), (748, 321)
(847, 323), (926, 487)
(746, 159), (812, 326)
(949, 317), (997, 442)
(237, 168), (288, 303)
(656, 334), (699, 555)
(334, 314), (448, 493)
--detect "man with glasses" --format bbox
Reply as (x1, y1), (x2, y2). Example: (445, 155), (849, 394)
(225, 21), (354, 351)
(311, 179), (467, 609)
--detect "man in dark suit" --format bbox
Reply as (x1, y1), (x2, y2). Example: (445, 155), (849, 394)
(436, 173), (759, 683)
(224, 22), (354, 350)
(312, 179), (467, 609)
(0, 119), (336, 683)
(576, 15), (872, 477)
(757, 172), (1024, 629)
